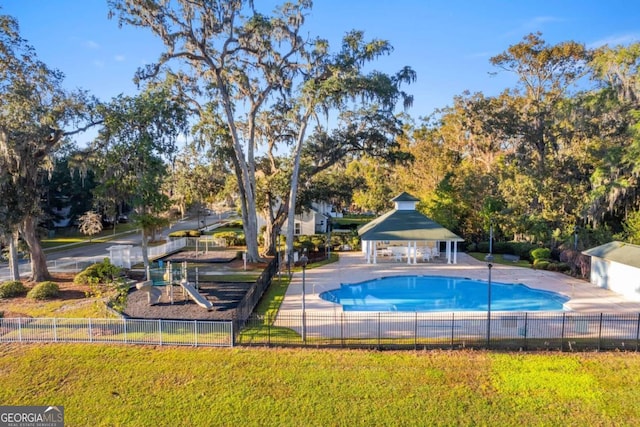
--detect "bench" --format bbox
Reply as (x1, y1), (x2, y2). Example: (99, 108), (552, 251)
(502, 254), (520, 262)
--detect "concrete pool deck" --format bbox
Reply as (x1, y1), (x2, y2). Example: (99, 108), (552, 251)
(280, 252), (640, 313)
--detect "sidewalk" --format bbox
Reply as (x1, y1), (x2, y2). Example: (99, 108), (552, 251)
(280, 251), (640, 313)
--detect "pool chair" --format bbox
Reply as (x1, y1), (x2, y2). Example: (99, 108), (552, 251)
(420, 249), (431, 262)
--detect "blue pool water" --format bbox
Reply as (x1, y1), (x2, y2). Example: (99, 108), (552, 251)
(319, 275), (569, 312)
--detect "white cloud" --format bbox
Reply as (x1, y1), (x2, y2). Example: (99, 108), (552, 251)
(84, 40), (100, 49)
(502, 15), (563, 39)
(588, 33), (640, 49)
(114, 55), (126, 62)
(527, 16), (562, 26)
(93, 60), (105, 68)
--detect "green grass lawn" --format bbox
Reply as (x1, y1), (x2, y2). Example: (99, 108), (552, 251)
(41, 224), (139, 250)
(1, 344), (639, 426)
(467, 252), (532, 268)
(4, 252), (640, 425)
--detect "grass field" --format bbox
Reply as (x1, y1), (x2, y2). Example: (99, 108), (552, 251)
(1, 344), (640, 426)
(4, 252), (640, 425)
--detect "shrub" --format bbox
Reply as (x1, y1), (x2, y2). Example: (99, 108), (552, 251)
(74, 258), (121, 285)
(533, 259), (550, 270)
(547, 262), (570, 272)
(531, 247), (551, 261)
(27, 281), (60, 300)
(168, 229), (201, 238)
(476, 242), (490, 253)
(0, 280), (28, 298)
(216, 231), (241, 246)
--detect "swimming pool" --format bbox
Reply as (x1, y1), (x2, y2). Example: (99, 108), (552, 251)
(319, 275), (569, 312)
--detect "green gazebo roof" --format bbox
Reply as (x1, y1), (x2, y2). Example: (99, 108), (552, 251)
(358, 208), (464, 242)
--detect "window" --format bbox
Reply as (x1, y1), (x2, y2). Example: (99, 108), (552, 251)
(294, 222), (301, 235)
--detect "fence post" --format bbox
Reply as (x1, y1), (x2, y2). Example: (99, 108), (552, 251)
(159, 319), (163, 346)
(340, 312), (345, 348)
(598, 313), (603, 351)
(450, 313), (455, 350)
(267, 314), (271, 347)
(53, 318), (58, 342)
(635, 313), (640, 352)
(230, 320), (235, 347)
(18, 317), (22, 342)
(414, 312), (418, 350)
(194, 320), (198, 347)
(123, 318), (128, 344)
(523, 313), (528, 350)
(560, 313), (566, 351)
(377, 312), (381, 350)
(89, 318), (93, 343)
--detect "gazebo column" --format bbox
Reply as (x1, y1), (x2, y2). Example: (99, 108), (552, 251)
(365, 240), (371, 264)
(373, 240), (378, 264)
(446, 240), (452, 264)
(453, 241), (458, 264)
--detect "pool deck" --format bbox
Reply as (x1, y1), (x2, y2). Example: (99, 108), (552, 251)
(280, 252), (640, 313)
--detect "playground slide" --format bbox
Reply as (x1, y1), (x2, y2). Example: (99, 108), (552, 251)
(136, 280), (162, 305)
(180, 280), (214, 311)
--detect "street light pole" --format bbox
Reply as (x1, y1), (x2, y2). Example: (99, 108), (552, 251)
(299, 250), (309, 343)
(574, 226), (578, 251)
(485, 254), (494, 349)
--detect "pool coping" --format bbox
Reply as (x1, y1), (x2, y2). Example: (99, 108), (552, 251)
(279, 252), (640, 314)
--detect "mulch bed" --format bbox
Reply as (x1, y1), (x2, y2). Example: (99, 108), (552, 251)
(161, 250), (239, 263)
(123, 256), (273, 321)
(1, 256), (272, 322)
(122, 281), (254, 321)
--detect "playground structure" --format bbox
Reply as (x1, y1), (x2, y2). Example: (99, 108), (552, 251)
(144, 261), (214, 311)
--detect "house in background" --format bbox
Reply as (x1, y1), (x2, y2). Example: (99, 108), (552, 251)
(583, 241), (640, 301)
(258, 201), (339, 236)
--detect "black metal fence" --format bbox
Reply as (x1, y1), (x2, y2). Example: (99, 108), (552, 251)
(236, 311), (640, 351)
(4, 311), (640, 351)
(233, 258), (279, 334)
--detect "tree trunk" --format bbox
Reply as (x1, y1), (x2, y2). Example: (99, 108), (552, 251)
(20, 216), (51, 282)
(6, 231), (20, 281)
(285, 115), (311, 268)
(228, 137), (262, 262)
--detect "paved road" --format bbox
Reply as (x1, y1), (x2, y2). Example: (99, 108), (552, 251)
(0, 210), (235, 279)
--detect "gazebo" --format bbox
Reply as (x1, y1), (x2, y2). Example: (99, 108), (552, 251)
(358, 192), (464, 264)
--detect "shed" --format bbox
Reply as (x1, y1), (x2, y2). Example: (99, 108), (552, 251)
(358, 192), (464, 264)
(583, 241), (640, 301)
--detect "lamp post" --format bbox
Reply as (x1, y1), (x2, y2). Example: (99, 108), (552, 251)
(276, 229), (281, 284)
(573, 226), (578, 251)
(485, 254), (494, 349)
(299, 250), (309, 343)
(326, 216), (332, 260)
(489, 218), (494, 256)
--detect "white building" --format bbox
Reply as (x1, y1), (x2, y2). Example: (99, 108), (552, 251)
(258, 201), (338, 236)
(583, 241), (640, 301)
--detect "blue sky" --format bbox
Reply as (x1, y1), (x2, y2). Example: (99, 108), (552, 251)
(3, 0), (640, 123)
